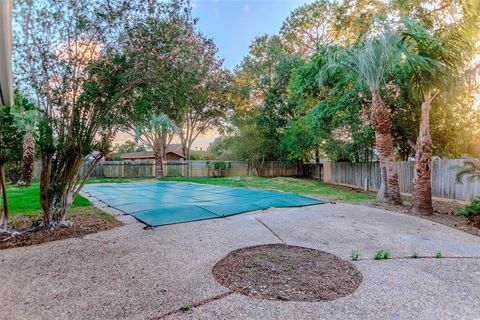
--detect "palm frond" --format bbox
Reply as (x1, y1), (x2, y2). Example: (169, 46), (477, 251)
(320, 31), (405, 92)
(456, 159), (480, 183)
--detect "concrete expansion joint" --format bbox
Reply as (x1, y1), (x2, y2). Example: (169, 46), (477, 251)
(355, 256), (480, 262)
(151, 291), (234, 319)
(255, 217), (286, 244)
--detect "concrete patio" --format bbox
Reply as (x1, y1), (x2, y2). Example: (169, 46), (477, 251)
(1, 203), (480, 319)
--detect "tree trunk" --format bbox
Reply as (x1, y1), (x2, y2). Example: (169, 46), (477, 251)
(153, 139), (164, 178)
(40, 152), (85, 227)
(412, 92), (433, 215)
(17, 127), (35, 187)
(0, 164), (9, 230)
(371, 91), (402, 205)
(40, 154), (53, 226)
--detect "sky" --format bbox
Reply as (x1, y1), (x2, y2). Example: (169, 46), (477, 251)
(191, 0), (313, 70)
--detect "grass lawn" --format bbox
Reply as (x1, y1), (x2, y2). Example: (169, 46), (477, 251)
(161, 176), (374, 202)
(3, 182), (91, 218)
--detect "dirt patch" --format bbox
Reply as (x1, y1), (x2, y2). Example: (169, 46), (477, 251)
(212, 244), (362, 302)
(0, 207), (122, 250)
(367, 197), (480, 237)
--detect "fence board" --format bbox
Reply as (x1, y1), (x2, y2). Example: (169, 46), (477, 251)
(33, 160), (302, 180)
(325, 159), (479, 201)
(32, 158), (478, 201)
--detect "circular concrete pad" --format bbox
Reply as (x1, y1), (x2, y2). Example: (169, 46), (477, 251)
(212, 244), (362, 302)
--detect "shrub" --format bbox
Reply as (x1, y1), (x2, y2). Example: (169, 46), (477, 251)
(213, 161), (227, 170)
(456, 198), (480, 221)
(207, 160), (228, 177)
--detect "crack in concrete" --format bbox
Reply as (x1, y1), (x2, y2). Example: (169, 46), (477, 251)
(151, 291), (234, 319)
(255, 218), (286, 244)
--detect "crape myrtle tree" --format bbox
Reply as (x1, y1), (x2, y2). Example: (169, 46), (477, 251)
(120, 0), (200, 176)
(16, 0), (136, 226)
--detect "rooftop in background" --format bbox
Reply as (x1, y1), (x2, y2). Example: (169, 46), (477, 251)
(108, 144), (186, 161)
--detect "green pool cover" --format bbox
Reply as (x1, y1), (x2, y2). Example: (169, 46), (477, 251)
(84, 181), (325, 227)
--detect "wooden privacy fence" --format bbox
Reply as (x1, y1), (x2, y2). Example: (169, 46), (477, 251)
(34, 160), (303, 179)
(324, 159), (479, 202)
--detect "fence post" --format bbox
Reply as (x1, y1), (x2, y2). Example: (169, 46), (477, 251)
(322, 161), (332, 183)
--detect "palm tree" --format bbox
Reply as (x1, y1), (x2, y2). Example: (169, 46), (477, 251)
(16, 110), (37, 187)
(324, 32), (404, 205)
(135, 113), (178, 178)
(403, 20), (473, 215)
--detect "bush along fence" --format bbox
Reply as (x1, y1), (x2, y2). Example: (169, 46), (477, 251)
(33, 160), (304, 180)
(306, 159), (479, 202)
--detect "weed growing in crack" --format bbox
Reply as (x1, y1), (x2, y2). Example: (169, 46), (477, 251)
(374, 249), (390, 260)
(181, 303), (192, 312)
(350, 250), (361, 261)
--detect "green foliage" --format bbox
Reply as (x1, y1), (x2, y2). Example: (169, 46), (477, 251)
(456, 197), (480, 221)
(374, 249), (391, 260)
(350, 250), (361, 261)
(411, 251), (419, 259)
(212, 161), (227, 171)
(189, 150), (217, 160)
(112, 140), (146, 154)
(181, 303), (192, 312)
(284, 48), (374, 162)
(207, 160), (228, 177)
(5, 162), (22, 184)
(222, 120), (273, 163)
(435, 250), (442, 258)
(207, 136), (230, 159)
(228, 1), (480, 163)
(0, 107), (24, 165)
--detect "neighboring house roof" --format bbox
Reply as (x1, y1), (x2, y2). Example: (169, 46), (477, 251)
(166, 144), (185, 158)
(116, 144), (186, 160)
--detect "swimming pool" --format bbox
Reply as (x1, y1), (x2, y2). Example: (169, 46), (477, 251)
(83, 181), (325, 227)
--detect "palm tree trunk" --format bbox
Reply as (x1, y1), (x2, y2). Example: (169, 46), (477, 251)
(17, 127), (35, 187)
(412, 92), (433, 215)
(0, 164), (9, 230)
(153, 139), (164, 178)
(371, 91), (402, 205)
